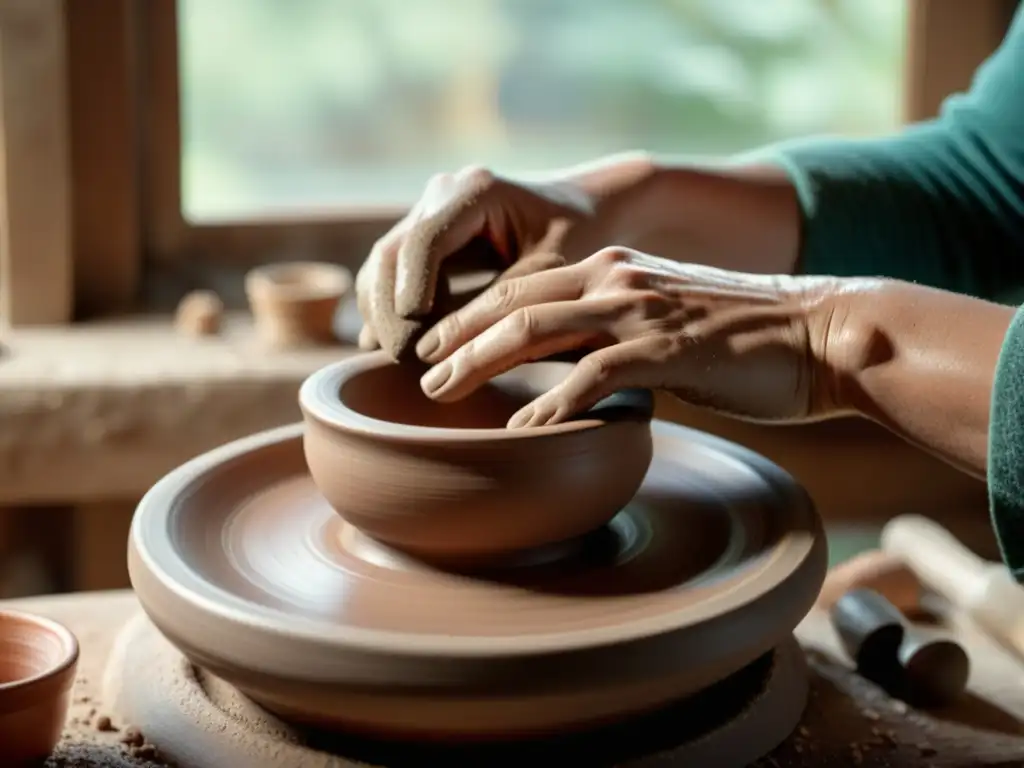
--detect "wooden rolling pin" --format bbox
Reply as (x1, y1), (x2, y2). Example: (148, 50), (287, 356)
(881, 514), (1024, 658)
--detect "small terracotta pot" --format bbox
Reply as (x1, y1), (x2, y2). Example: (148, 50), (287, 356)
(245, 261), (353, 348)
(300, 351), (654, 563)
(0, 610), (79, 765)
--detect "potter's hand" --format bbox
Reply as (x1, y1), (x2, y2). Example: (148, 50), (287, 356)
(355, 155), (654, 353)
(414, 247), (843, 428)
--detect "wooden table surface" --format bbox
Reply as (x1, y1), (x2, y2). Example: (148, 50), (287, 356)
(4, 589), (1024, 767)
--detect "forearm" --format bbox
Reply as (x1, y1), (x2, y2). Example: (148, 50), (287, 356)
(557, 153), (801, 273)
(829, 279), (1014, 478)
(621, 162), (802, 275)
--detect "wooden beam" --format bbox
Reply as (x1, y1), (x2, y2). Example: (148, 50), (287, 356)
(65, 0), (141, 318)
(140, 0), (186, 263)
(0, 0), (72, 327)
(903, 0), (1018, 122)
(71, 501), (135, 592)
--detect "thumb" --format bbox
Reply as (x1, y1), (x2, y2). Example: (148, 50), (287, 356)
(507, 337), (661, 428)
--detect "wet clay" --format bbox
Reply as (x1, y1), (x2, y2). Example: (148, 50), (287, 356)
(0, 610), (79, 765)
(128, 418), (826, 739)
(300, 352), (654, 562)
(104, 611), (808, 768)
(374, 245), (565, 361)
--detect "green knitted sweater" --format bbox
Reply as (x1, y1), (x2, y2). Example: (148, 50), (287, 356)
(773, 3), (1024, 577)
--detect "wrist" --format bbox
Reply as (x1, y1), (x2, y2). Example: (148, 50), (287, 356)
(800, 276), (892, 418)
(811, 278), (1012, 477)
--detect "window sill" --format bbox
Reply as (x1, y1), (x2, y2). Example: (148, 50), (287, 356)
(0, 314), (354, 504)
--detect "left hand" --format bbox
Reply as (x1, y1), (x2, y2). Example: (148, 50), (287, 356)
(413, 247), (843, 428)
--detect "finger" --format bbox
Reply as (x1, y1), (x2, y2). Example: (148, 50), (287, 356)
(415, 264), (585, 363)
(395, 173), (496, 319)
(354, 247), (379, 329)
(366, 238), (417, 359)
(420, 298), (618, 402)
(357, 324), (378, 350)
(507, 337), (664, 428)
(356, 214), (410, 348)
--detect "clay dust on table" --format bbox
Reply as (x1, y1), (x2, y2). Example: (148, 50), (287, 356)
(45, 713), (168, 768)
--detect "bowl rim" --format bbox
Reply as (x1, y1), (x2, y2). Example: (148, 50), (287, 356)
(245, 261), (353, 301)
(298, 351), (653, 443)
(0, 609), (79, 699)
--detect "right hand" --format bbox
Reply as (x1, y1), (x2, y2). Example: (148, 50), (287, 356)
(355, 161), (642, 356)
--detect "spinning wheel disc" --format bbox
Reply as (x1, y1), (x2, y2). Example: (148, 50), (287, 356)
(129, 420), (826, 738)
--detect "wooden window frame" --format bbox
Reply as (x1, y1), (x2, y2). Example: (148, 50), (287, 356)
(140, 0), (397, 277)
(0, 0), (1017, 326)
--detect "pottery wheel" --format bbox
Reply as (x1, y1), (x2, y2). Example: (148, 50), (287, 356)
(128, 420), (826, 739)
(103, 611), (809, 768)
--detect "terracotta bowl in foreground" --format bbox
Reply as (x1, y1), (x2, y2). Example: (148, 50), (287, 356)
(0, 610), (79, 766)
(299, 351), (655, 563)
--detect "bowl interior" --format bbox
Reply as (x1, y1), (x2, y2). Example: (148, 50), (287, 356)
(338, 362), (551, 430)
(0, 612), (75, 686)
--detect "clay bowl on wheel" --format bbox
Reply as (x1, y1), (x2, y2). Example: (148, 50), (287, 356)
(299, 351), (655, 564)
(0, 610), (79, 766)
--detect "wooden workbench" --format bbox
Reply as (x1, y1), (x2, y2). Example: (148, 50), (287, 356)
(3, 590), (1024, 767)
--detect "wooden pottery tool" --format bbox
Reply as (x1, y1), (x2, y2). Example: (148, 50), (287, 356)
(882, 514), (1024, 661)
(830, 588), (969, 707)
(121, 353), (826, 764)
(0, 609), (79, 765)
(815, 549), (922, 614)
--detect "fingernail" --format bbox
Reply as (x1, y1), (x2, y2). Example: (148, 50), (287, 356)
(421, 361), (452, 396)
(415, 330), (441, 362)
(507, 406), (535, 429)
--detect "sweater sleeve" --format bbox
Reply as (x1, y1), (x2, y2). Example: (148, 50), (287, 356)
(767, 3), (1024, 303)
(989, 303), (1024, 580)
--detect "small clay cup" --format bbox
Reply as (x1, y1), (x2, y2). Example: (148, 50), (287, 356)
(300, 351), (654, 564)
(245, 261), (353, 348)
(0, 610), (79, 765)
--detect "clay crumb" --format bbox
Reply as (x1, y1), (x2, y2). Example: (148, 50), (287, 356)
(175, 289), (224, 337)
(129, 743), (161, 761)
(94, 715), (116, 732)
(120, 725), (145, 748)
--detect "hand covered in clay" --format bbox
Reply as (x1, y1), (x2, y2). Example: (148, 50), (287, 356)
(355, 157), (650, 360)
(414, 248), (843, 428)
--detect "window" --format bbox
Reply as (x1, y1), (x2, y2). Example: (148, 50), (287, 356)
(177, 0), (907, 220)
(0, 0), (1015, 324)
